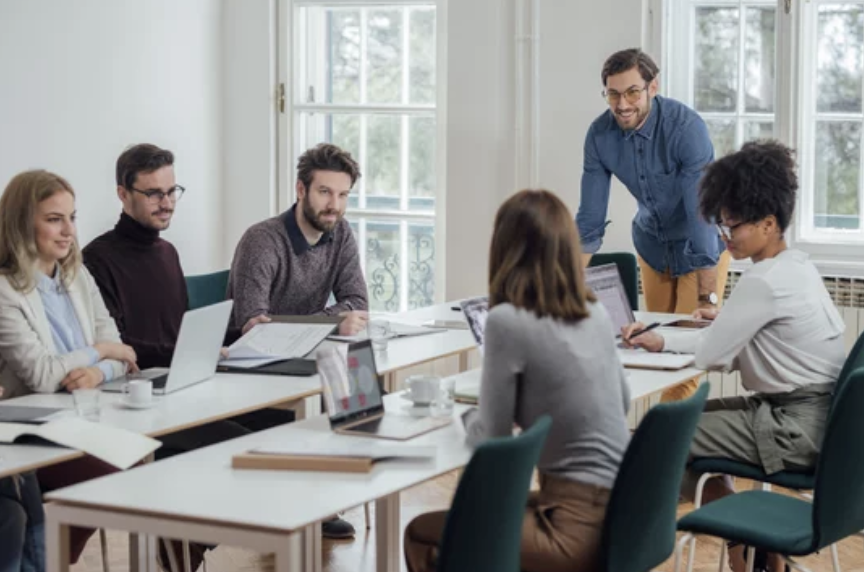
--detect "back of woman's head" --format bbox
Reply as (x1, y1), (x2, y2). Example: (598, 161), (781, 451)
(0, 170), (80, 291)
(488, 189), (595, 321)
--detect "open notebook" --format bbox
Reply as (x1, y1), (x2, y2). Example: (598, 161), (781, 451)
(617, 348), (695, 370)
(232, 442), (436, 473)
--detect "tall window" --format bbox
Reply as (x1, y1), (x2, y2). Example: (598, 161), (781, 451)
(291, 2), (438, 312)
(666, 0), (864, 247)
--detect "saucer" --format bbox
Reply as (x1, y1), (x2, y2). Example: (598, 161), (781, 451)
(116, 398), (157, 410)
(400, 394), (432, 407)
(401, 403), (432, 417)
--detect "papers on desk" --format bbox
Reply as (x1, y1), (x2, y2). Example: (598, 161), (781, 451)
(0, 417), (161, 469)
(232, 442), (437, 473)
(618, 348), (695, 370)
(223, 323), (336, 368)
(329, 321), (446, 343)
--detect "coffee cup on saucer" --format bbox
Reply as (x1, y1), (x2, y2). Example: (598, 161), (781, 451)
(403, 375), (440, 406)
(121, 379), (153, 409)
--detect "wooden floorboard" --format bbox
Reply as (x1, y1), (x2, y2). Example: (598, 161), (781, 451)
(70, 474), (864, 572)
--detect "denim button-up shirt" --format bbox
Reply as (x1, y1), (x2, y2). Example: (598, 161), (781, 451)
(576, 95), (724, 277)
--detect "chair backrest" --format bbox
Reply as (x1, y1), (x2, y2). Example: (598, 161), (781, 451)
(436, 416), (552, 572)
(185, 270), (230, 311)
(600, 383), (710, 572)
(589, 252), (639, 311)
(831, 330), (864, 410)
(812, 367), (864, 549)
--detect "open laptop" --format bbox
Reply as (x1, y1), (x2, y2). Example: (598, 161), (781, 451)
(318, 340), (452, 441)
(102, 300), (233, 395)
(584, 263), (636, 333)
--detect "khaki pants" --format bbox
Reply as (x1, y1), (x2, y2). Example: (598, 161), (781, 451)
(404, 474), (611, 572)
(638, 250), (732, 402)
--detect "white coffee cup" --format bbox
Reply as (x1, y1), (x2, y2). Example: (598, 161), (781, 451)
(404, 375), (440, 405)
(123, 379), (153, 405)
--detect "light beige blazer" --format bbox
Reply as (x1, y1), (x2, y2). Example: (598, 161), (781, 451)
(0, 265), (126, 399)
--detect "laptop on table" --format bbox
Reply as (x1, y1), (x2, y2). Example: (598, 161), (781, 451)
(102, 300), (233, 395)
(318, 340), (452, 441)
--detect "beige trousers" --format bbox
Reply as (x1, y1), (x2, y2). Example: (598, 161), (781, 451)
(638, 250), (732, 402)
(403, 474), (611, 572)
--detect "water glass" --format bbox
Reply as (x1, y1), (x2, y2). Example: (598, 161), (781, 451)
(368, 320), (392, 352)
(72, 388), (101, 422)
(430, 377), (456, 417)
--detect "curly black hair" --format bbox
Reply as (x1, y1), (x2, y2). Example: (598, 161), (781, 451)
(699, 140), (798, 232)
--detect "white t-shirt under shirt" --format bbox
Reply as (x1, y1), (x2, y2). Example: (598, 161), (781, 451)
(663, 249), (845, 394)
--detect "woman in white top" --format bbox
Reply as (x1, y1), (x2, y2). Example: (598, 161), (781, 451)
(0, 170), (138, 565)
(623, 141), (845, 572)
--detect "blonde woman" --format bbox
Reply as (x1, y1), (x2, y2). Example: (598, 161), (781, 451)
(0, 170), (138, 564)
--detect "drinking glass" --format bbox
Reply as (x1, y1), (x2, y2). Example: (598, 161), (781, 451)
(72, 388), (101, 422)
(430, 377), (456, 417)
(368, 320), (392, 352)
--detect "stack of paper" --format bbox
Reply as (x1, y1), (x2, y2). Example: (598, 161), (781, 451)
(222, 322), (336, 369)
(232, 442), (437, 473)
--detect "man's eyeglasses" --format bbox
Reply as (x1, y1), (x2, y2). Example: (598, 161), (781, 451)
(716, 221), (747, 240)
(127, 185), (186, 205)
(602, 83), (649, 105)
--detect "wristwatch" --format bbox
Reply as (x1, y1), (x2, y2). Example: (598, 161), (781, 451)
(698, 292), (719, 306)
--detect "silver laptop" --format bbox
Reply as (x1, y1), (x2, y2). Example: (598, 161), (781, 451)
(584, 263), (636, 332)
(102, 300), (233, 395)
(318, 340), (452, 441)
(459, 297), (489, 354)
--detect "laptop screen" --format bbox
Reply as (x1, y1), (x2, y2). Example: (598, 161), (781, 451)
(318, 340), (384, 425)
(459, 296), (489, 354)
(584, 263), (635, 332)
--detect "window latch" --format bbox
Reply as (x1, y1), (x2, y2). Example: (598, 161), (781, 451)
(784, 0), (791, 14)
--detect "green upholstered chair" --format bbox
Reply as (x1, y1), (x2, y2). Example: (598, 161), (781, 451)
(600, 382), (709, 572)
(185, 270), (230, 311)
(682, 330), (864, 572)
(433, 416), (552, 572)
(589, 252), (640, 311)
(675, 367), (864, 572)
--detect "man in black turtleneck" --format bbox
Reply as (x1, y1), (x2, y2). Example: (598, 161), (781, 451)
(83, 144), (186, 370)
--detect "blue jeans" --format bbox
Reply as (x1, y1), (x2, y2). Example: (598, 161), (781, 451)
(0, 474), (45, 572)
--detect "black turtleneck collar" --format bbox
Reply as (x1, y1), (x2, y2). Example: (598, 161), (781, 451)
(114, 212), (160, 245)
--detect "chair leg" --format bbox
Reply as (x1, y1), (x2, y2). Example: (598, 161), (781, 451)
(99, 528), (110, 572)
(673, 533), (691, 572)
(693, 472), (715, 509)
(745, 546), (756, 572)
(784, 556), (815, 572)
(165, 538), (181, 572)
(717, 541), (728, 572)
(830, 543), (842, 572)
(686, 533), (698, 572)
(364, 502), (371, 530)
(183, 541), (193, 572)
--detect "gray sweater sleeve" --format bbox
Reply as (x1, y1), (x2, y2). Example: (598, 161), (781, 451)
(228, 226), (281, 327)
(324, 229), (368, 314)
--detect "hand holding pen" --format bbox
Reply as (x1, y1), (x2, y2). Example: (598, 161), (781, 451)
(619, 321), (665, 352)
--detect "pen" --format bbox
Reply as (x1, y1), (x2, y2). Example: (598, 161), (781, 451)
(619, 321), (662, 341)
(451, 306), (461, 311)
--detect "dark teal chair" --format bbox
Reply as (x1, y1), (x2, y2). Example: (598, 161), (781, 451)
(675, 367), (864, 572)
(600, 383), (709, 572)
(589, 252), (639, 311)
(433, 416), (552, 572)
(683, 330), (864, 572)
(185, 270), (230, 311)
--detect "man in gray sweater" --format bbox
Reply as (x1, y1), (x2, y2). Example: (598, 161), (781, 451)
(228, 143), (369, 338)
(227, 143), (369, 539)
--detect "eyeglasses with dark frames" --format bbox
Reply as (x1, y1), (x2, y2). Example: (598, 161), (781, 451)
(127, 185), (186, 205)
(716, 221), (748, 240)
(602, 83), (649, 105)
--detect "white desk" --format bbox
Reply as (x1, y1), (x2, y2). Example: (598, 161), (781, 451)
(45, 394), (473, 572)
(0, 373), (322, 478)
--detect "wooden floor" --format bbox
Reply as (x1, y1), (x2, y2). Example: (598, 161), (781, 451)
(71, 473), (864, 572)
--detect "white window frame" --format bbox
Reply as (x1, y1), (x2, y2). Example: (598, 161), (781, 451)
(277, 0), (448, 311)
(665, 0), (864, 273)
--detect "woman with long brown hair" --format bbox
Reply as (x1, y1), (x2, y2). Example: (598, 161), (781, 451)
(404, 189), (631, 572)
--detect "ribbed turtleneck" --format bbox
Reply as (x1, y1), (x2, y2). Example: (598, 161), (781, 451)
(114, 212), (160, 245)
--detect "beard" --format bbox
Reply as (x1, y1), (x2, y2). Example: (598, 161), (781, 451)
(302, 198), (342, 233)
(614, 98), (652, 132)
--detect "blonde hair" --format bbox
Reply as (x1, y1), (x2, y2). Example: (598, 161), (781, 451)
(488, 189), (595, 322)
(0, 170), (81, 292)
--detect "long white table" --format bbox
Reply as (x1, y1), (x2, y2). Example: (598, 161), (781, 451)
(0, 373), (322, 479)
(45, 394), (474, 572)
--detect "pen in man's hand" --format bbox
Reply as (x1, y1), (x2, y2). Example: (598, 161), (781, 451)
(620, 321), (662, 341)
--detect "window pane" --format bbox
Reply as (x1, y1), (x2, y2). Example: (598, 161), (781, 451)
(813, 121), (861, 230)
(409, 8), (436, 104)
(409, 116), (436, 199)
(705, 118), (737, 158)
(695, 7), (739, 112)
(365, 220), (401, 312)
(408, 223), (435, 309)
(367, 9), (403, 105)
(744, 7), (776, 113)
(745, 121), (774, 142)
(327, 9), (361, 104)
(367, 115), (401, 202)
(817, 5), (864, 113)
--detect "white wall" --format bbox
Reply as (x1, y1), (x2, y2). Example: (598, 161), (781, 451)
(0, 0), (223, 274)
(444, 0), (643, 300)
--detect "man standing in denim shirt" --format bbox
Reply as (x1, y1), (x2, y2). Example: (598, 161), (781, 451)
(577, 48), (731, 401)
